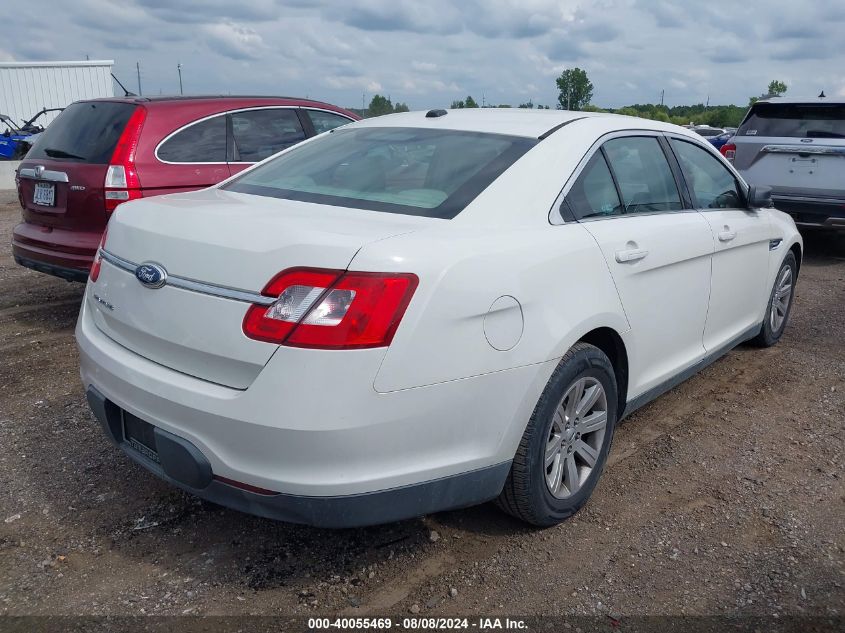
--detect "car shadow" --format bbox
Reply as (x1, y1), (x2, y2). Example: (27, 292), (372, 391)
(799, 228), (845, 264)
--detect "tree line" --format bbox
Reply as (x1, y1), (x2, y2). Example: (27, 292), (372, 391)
(357, 72), (789, 128)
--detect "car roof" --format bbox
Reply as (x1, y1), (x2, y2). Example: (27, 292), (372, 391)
(755, 96), (843, 105)
(347, 108), (684, 139)
(77, 95), (349, 110)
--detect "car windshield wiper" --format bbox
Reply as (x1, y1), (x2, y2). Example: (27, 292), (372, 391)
(43, 148), (86, 159)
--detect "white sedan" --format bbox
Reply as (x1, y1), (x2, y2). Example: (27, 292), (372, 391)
(76, 109), (802, 527)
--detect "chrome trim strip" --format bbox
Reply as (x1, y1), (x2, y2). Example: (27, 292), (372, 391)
(769, 238), (783, 251)
(99, 249), (274, 305)
(99, 249), (136, 273)
(166, 276), (275, 305)
(761, 145), (845, 156)
(18, 167), (70, 182)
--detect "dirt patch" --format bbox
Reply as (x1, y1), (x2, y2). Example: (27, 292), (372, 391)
(0, 191), (842, 618)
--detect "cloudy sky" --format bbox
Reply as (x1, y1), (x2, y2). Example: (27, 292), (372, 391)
(3, 0), (843, 109)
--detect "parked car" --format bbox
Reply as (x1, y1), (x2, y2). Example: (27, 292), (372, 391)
(77, 109), (801, 528)
(722, 97), (845, 230)
(708, 128), (736, 151)
(12, 96), (359, 281)
(0, 108), (63, 160)
(693, 125), (726, 139)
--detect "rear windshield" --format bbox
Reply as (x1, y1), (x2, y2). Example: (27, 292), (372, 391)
(27, 101), (137, 163)
(223, 127), (536, 219)
(737, 103), (845, 139)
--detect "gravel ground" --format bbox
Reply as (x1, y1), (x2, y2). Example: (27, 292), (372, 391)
(0, 190), (842, 623)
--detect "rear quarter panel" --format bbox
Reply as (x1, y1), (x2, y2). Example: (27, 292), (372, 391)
(134, 101), (232, 195)
(354, 222), (629, 393)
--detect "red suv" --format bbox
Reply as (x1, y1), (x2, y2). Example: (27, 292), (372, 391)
(12, 96), (359, 281)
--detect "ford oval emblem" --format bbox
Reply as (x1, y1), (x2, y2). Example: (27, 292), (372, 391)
(134, 262), (167, 289)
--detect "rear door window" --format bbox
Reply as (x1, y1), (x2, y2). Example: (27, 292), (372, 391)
(26, 101), (137, 164)
(737, 103), (845, 138)
(670, 139), (744, 209)
(602, 137), (684, 214)
(565, 151), (623, 220)
(306, 109), (353, 134)
(157, 115), (227, 163)
(230, 109), (306, 162)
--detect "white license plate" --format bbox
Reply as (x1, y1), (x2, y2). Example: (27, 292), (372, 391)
(33, 182), (55, 207)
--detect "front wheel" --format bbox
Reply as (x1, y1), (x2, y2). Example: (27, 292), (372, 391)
(496, 342), (618, 526)
(750, 252), (797, 347)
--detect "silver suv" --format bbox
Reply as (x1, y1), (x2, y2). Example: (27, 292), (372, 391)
(725, 97), (845, 230)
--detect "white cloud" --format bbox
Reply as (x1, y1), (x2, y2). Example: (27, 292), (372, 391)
(202, 22), (266, 60)
(1, 0), (841, 109)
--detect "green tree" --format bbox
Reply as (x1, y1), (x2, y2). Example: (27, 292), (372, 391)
(451, 96), (478, 109)
(555, 68), (593, 111)
(767, 80), (787, 96)
(393, 102), (410, 113)
(367, 94), (394, 117)
(518, 101), (534, 109)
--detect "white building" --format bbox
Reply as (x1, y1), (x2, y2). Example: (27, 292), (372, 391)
(0, 60), (114, 127)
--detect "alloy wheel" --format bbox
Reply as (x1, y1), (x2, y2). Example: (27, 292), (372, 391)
(770, 266), (793, 333)
(545, 377), (608, 499)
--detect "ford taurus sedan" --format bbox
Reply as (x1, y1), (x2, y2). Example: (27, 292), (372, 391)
(76, 109), (802, 527)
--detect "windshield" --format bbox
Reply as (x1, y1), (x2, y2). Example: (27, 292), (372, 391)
(27, 101), (137, 163)
(737, 103), (845, 139)
(223, 127), (536, 219)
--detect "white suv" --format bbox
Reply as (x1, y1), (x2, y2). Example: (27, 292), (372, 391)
(76, 109), (802, 527)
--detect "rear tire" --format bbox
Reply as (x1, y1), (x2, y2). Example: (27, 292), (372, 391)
(496, 342), (618, 527)
(750, 252), (797, 348)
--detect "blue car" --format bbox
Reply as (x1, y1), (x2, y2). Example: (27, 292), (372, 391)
(709, 129), (736, 151)
(0, 108), (62, 160)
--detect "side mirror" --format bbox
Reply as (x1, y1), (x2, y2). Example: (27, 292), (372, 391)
(747, 184), (773, 209)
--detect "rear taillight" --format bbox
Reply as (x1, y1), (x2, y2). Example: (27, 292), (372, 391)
(104, 106), (147, 212)
(243, 268), (419, 349)
(89, 228), (109, 282)
(720, 142), (736, 163)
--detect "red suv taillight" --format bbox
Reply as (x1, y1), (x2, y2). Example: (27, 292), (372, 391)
(720, 142), (736, 163)
(243, 268), (419, 349)
(104, 106), (147, 212)
(89, 228), (109, 282)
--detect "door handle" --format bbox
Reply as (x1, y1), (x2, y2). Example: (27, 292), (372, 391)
(718, 230), (737, 242)
(615, 248), (649, 263)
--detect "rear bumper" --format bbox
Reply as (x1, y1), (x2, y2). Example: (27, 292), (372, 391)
(11, 221), (100, 280)
(76, 291), (552, 525)
(85, 385), (509, 528)
(773, 195), (845, 230)
(13, 255), (89, 283)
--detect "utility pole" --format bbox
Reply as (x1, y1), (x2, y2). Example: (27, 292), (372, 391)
(362, 93), (365, 118)
(660, 89), (664, 106)
(177, 63), (183, 95)
(136, 61), (142, 96)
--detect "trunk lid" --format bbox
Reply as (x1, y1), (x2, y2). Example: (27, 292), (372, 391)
(89, 188), (431, 388)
